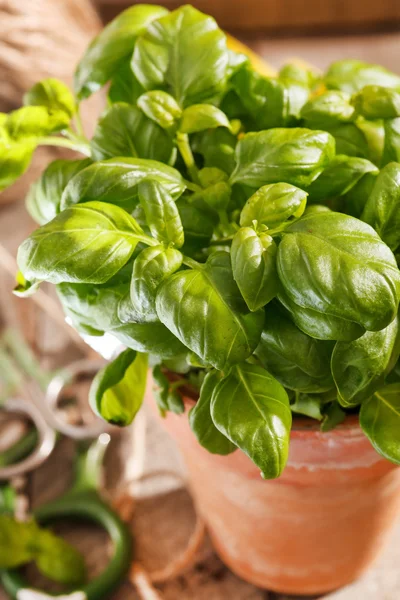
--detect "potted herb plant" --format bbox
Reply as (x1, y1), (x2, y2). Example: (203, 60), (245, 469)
(2, 4), (400, 595)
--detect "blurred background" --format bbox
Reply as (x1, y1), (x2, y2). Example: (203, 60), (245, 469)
(0, 1), (400, 599)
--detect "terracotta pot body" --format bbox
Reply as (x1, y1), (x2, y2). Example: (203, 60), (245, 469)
(147, 378), (400, 596)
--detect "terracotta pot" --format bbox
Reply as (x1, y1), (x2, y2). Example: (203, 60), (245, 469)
(146, 376), (400, 596)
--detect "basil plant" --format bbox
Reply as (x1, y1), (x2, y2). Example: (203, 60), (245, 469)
(3, 4), (400, 478)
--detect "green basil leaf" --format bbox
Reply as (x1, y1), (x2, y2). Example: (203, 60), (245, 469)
(278, 211), (400, 332)
(387, 360), (400, 383)
(325, 123), (369, 158)
(152, 365), (184, 415)
(131, 245), (183, 321)
(156, 252), (264, 370)
(356, 116), (385, 165)
(90, 103), (174, 164)
(6, 106), (68, 138)
(192, 181), (231, 213)
(61, 158), (185, 212)
(230, 128), (335, 189)
(138, 180), (184, 247)
(23, 78), (75, 126)
(57, 280), (186, 357)
(343, 171), (377, 218)
(300, 91), (354, 129)
(352, 85), (400, 120)
(35, 529), (86, 586)
(176, 197), (217, 254)
(90, 349), (147, 426)
(307, 155), (378, 202)
(361, 162), (400, 253)
(0, 130), (35, 191)
(211, 363), (291, 478)
(279, 63), (319, 88)
(290, 393), (324, 420)
(108, 60), (145, 105)
(360, 383), (400, 465)
(231, 67), (308, 129)
(26, 158), (91, 225)
(325, 59), (400, 94)
(278, 290), (365, 341)
(231, 228), (279, 311)
(240, 182), (307, 228)
(332, 316), (400, 407)
(18, 201), (144, 284)
(138, 90), (182, 131)
(132, 5), (229, 106)
(383, 118), (400, 165)
(180, 104), (230, 134)
(0, 516), (38, 568)
(189, 370), (236, 455)
(75, 4), (168, 99)
(192, 127), (237, 175)
(320, 402), (346, 432)
(256, 306), (334, 393)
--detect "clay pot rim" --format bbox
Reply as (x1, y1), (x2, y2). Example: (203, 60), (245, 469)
(166, 369), (361, 437)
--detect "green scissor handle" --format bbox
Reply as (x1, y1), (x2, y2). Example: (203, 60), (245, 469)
(1, 438), (133, 600)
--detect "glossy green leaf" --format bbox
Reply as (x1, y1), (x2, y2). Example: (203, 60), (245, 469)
(57, 280), (186, 357)
(231, 228), (279, 311)
(325, 59), (400, 94)
(193, 127), (237, 175)
(332, 315), (400, 407)
(300, 91), (354, 129)
(75, 4), (168, 99)
(131, 245), (183, 321)
(176, 197), (217, 253)
(138, 180), (184, 246)
(156, 252), (264, 370)
(290, 393), (324, 420)
(6, 106), (69, 138)
(306, 155), (378, 202)
(61, 158), (185, 213)
(18, 201), (144, 284)
(256, 306), (334, 393)
(357, 116), (385, 165)
(90, 103), (174, 164)
(352, 85), (400, 120)
(361, 162), (400, 253)
(152, 365), (184, 415)
(189, 370), (236, 454)
(0, 129), (35, 191)
(231, 67), (309, 130)
(35, 529), (86, 586)
(278, 211), (400, 332)
(343, 171), (377, 218)
(108, 60), (145, 104)
(360, 383), (400, 465)
(0, 516), (38, 567)
(132, 5), (229, 106)
(211, 363), (291, 478)
(90, 349), (148, 426)
(26, 158), (91, 225)
(230, 128), (335, 189)
(320, 402), (346, 432)
(240, 182), (307, 228)
(138, 90), (182, 130)
(325, 122), (369, 158)
(23, 78), (75, 126)
(278, 290), (365, 341)
(180, 104), (230, 134)
(383, 118), (400, 165)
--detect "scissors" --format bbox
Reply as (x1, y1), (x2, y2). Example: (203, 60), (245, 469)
(0, 434), (132, 600)
(0, 339), (133, 599)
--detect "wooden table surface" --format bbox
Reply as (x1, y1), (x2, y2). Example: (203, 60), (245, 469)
(1, 29), (400, 600)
